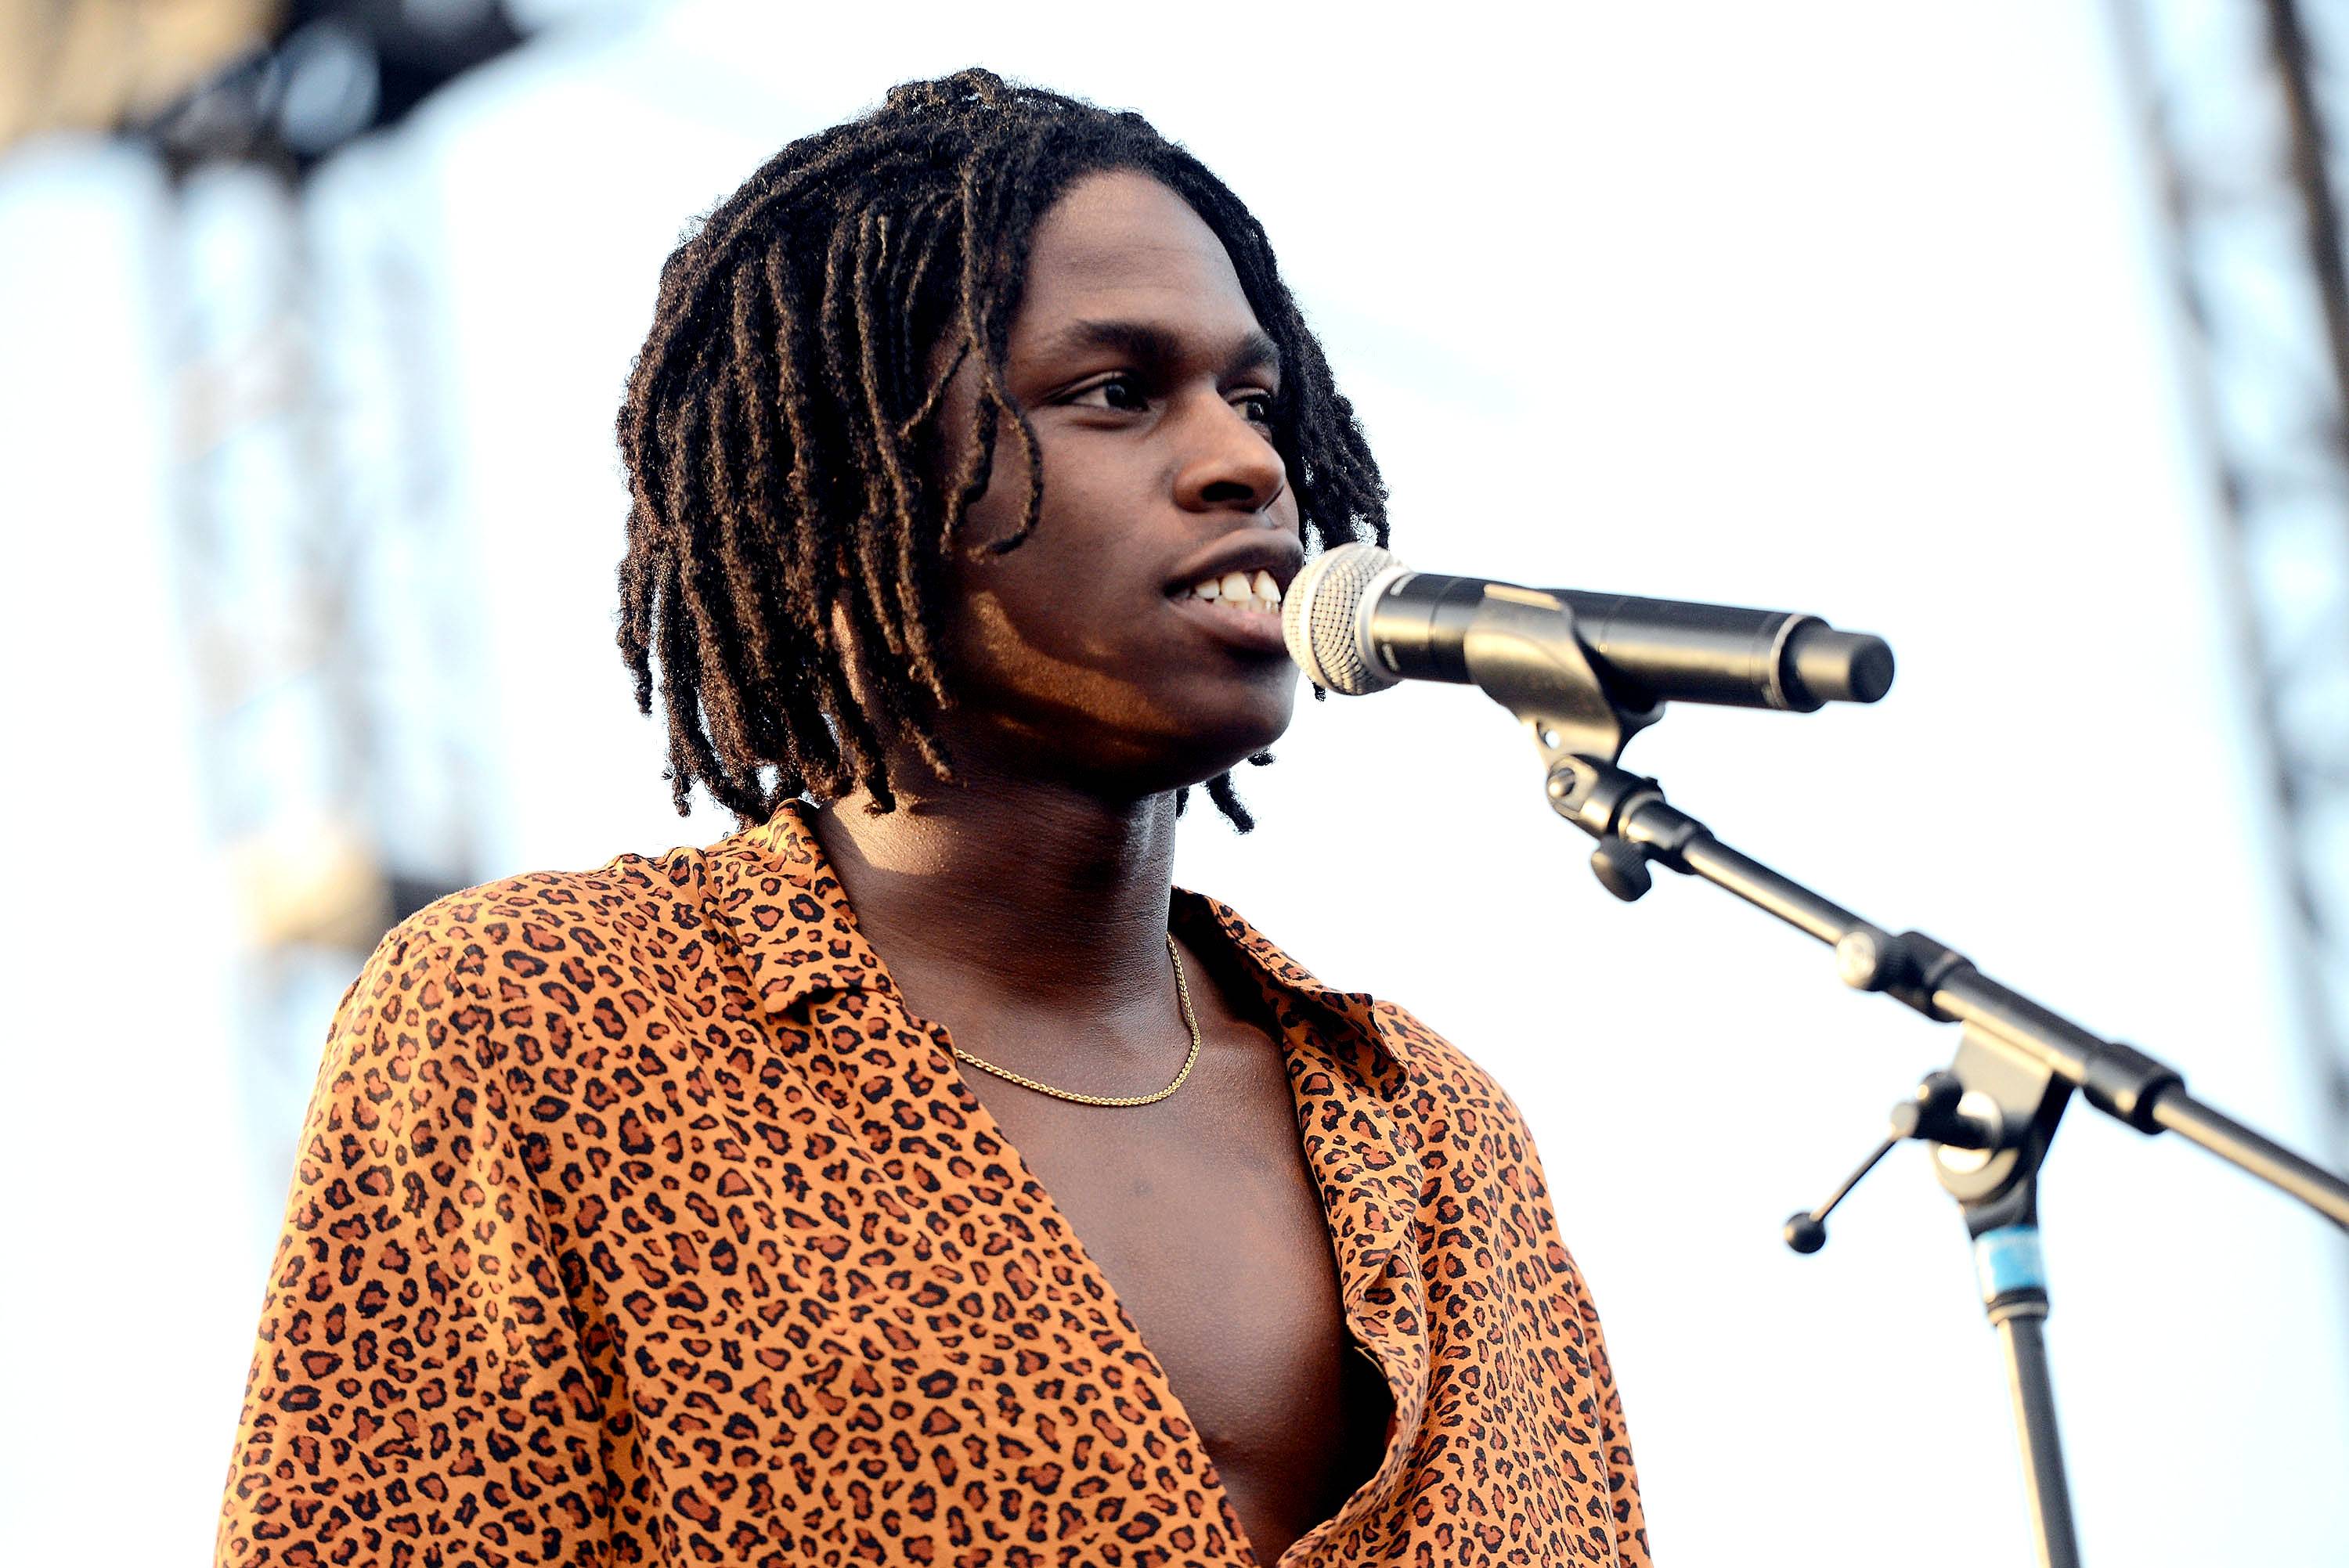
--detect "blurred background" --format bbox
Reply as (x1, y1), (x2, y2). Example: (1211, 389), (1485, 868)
(4, 1), (2347, 1562)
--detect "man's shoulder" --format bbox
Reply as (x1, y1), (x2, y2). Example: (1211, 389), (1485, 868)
(420, 837), (723, 930)
(341, 838), (733, 1015)
(1367, 997), (1528, 1124)
(1179, 885), (1532, 1132)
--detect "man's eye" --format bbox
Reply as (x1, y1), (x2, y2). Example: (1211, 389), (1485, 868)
(1071, 376), (1149, 412)
(1235, 391), (1276, 424)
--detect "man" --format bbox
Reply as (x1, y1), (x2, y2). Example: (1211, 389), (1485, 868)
(220, 70), (1650, 1567)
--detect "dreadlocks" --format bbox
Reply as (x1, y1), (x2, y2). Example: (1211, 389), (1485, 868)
(615, 67), (1387, 831)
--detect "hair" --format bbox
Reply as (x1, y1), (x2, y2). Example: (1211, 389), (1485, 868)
(615, 67), (1387, 832)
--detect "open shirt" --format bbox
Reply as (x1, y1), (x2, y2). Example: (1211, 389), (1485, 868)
(218, 800), (1651, 1566)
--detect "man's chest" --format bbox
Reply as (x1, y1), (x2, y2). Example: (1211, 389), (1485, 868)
(568, 990), (1400, 1564)
(962, 1035), (1395, 1561)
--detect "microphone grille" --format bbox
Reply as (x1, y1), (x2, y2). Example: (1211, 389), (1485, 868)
(1281, 542), (1403, 695)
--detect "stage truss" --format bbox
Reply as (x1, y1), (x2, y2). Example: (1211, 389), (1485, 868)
(2113, 0), (2349, 1187)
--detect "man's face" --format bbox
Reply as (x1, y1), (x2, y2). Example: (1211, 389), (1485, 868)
(928, 168), (1304, 798)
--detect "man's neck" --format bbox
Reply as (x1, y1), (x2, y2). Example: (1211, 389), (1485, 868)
(806, 777), (1189, 1047)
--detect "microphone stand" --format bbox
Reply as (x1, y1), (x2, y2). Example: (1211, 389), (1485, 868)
(1463, 604), (2349, 1568)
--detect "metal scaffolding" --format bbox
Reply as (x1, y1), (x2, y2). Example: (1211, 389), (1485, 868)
(15, 0), (536, 1202)
(2112, 0), (2349, 1181)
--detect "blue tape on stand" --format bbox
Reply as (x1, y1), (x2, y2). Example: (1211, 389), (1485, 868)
(1973, 1224), (2046, 1302)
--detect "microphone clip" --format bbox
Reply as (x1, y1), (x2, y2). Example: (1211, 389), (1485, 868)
(1474, 593), (1662, 775)
(1470, 593), (1686, 903)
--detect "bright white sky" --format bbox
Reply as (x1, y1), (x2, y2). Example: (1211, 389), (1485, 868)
(2, 2), (2344, 1563)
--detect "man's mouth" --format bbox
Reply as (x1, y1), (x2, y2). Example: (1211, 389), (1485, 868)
(1171, 569), (1283, 616)
(1166, 568), (1291, 658)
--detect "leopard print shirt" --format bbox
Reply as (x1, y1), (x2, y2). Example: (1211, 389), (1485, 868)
(218, 801), (1651, 1566)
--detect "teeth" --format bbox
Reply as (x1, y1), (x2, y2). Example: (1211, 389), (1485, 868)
(1179, 569), (1283, 611)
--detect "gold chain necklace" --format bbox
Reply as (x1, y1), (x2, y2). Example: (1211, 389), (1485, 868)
(949, 934), (1202, 1108)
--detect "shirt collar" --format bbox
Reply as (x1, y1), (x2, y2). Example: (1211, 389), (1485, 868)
(710, 798), (1412, 1076)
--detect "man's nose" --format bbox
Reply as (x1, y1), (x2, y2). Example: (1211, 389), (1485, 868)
(1173, 396), (1287, 515)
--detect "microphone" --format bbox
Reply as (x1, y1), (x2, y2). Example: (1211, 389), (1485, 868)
(1282, 542), (1894, 712)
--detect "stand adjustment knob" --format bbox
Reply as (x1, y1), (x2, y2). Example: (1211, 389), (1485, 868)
(1589, 837), (1653, 902)
(1784, 1128), (1899, 1255)
(1784, 1072), (2004, 1255)
(1891, 1072), (1962, 1139)
(1783, 1211), (1831, 1254)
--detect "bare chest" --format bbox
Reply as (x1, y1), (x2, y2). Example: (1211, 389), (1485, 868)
(965, 1045), (1393, 1564)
